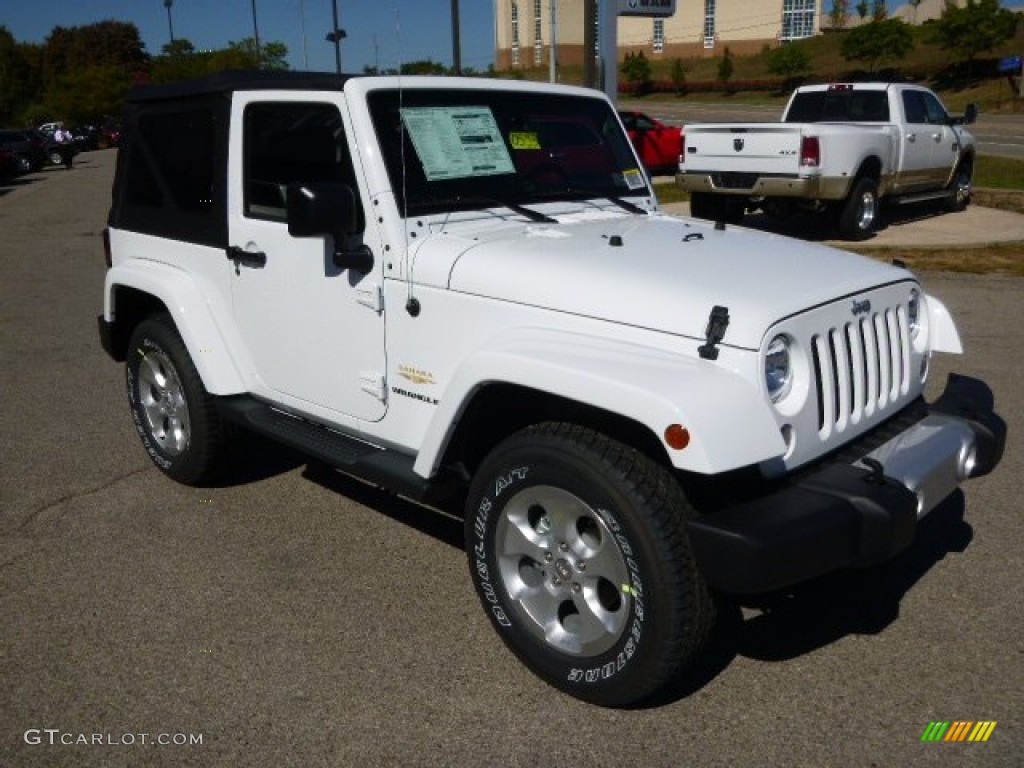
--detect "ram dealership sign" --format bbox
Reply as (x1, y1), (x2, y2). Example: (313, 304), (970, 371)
(618, 0), (677, 17)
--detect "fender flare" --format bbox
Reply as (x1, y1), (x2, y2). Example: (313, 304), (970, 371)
(104, 259), (248, 394)
(413, 328), (785, 478)
(925, 293), (962, 354)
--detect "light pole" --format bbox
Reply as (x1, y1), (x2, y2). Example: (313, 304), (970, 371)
(327, 0), (344, 74)
(251, 0), (261, 68)
(163, 0), (175, 45)
(451, 0), (461, 75)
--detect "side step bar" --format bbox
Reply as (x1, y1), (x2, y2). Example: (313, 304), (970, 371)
(217, 396), (447, 502)
(890, 189), (954, 206)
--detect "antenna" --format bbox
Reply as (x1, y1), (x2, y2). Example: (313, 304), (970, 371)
(395, 7), (420, 317)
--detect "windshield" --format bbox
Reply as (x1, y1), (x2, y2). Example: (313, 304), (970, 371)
(368, 88), (649, 217)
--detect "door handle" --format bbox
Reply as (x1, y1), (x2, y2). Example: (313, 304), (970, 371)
(931, 132), (941, 142)
(906, 133), (916, 142)
(226, 245), (267, 268)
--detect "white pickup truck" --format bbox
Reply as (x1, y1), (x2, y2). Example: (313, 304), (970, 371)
(677, 83), (978, 239)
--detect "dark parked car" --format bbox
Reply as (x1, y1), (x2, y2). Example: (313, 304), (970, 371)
(0, 148), (18, 180)
(0, 129), (47, 173)
(69, 125), (101, 151)
(34, 131), (78, 167)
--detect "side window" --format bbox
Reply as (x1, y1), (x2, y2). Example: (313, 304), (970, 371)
(131, 110), (215, 212)
(901, 91), (928, 125)
(921, 92), (949, 125)
(113, 98), (227, 248)
(243, 101), (361, 227)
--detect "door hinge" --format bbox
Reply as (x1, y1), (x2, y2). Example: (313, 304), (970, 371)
(359, 371), (386, 402)
(356, 283), (384, 313)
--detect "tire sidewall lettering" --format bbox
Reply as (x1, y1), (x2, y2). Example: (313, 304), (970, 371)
(127, 336), (175, 470)
(469, 458), (648, 689)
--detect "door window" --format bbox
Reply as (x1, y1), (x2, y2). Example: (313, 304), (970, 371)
(243, 102), (361, 227)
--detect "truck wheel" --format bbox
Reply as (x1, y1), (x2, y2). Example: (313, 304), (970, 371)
(126, 314), (228, 485)
(465, 423), (713, 707)
(836, 177), (878, 240)
(945, 160), (972, 212)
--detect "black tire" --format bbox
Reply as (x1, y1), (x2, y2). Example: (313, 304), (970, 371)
(835, 176), (879, 241)
(126, 314), (228, 485)
(945, 159), (972, 213)
(689, 191), (744, 225)
(465, 423), (713, 707)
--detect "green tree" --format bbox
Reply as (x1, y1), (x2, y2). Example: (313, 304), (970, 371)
(226, 38), (289, 70)
(620, 51), (652, 85)
(840, 18), (914, 72)
(871, 0), (887, 21)
(42, 64), (133, 123)
(717, 47), (733, 83)
(0, 26), (37, 124)
(161, 38), (196, 57)
(855, 0), (868, 20)
(928, 0), (1020, 62)
(829, 0), (849, 30)
(767, 44), (811, 84)
(399, 59), (447, 75)
(670, 57), (686, 94)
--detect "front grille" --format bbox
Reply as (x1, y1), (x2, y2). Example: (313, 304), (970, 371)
(711, 172), (759, 189)
(811, 306), (911, 440)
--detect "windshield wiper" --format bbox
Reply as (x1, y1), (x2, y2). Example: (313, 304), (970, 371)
(430, 195), (557, 224)
(531, 186), (648, 215)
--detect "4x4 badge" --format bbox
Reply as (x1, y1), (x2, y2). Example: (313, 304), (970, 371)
(851, 299), (871, 315)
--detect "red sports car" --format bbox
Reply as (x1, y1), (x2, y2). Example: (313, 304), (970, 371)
(618, 110), (683, 176)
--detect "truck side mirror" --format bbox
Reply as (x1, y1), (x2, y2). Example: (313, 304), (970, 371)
(963, 103), (978, 125)
(286, 182), (373, 272)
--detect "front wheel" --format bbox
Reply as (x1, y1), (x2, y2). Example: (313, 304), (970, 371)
(835, 176), (879, 240)
(126, 314), (228, 485)
(945, 160), (972, 212)
(465, 423), (713, 707)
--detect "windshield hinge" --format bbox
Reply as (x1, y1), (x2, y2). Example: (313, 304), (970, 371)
(360, 372), (387, 402)
(356, 283), (384, 313)
(698, 305), (730, 360)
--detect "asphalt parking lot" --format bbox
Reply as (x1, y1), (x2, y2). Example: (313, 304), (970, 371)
(1, 150), (1021, 767)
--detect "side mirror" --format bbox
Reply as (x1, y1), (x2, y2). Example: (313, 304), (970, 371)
(286, 182), (373, 272)
(963, 103), (978, 125)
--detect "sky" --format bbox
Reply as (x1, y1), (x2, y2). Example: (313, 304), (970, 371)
(0, 0), (497, 73)
(1, 1), (1022, 75)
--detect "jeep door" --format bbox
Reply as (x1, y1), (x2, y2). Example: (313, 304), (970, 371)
(227, 95), (387, 422)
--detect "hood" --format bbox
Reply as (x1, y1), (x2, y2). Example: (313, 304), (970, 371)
(411, 211), (911, 350)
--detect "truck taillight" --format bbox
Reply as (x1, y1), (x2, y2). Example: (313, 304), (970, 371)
(800, 136), (820, 168)
(103, 227), (112, 267)
(679, 134), (686, 167)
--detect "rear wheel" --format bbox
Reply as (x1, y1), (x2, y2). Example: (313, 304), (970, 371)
(49, 150), (63, 166)
(465, 423), (713, 707)
(126, 314), (229, 485)
(836, 177), (879, 240)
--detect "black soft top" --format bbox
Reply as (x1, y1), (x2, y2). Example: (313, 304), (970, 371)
(126, 70), (353, 103)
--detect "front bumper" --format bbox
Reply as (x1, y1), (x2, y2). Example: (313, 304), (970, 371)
(688, 374), (1006, 594)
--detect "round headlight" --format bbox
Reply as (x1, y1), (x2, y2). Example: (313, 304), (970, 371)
(765, 334), (793, 403)
(907, 288), (921, 339)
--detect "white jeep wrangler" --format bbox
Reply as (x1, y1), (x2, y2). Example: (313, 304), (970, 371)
(99, 72), (1005, 707)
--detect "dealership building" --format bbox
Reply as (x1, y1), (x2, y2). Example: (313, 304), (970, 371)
(493, 0), (968, 69)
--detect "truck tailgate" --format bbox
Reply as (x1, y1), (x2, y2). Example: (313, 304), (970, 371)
(683, 124), (804, 177)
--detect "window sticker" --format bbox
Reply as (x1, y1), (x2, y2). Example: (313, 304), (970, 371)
(401, 106), (515, 181)
(622, 168), (646, 190)
(510, 131), (541, 150)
